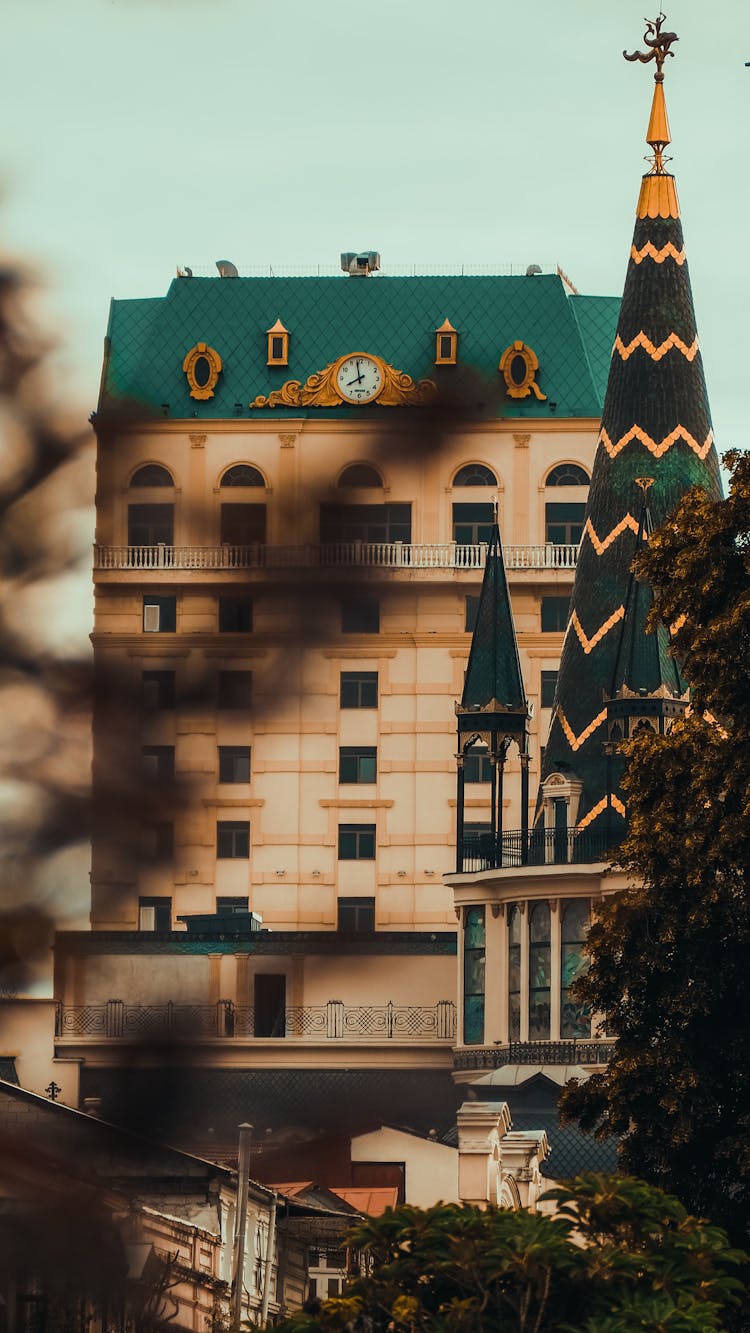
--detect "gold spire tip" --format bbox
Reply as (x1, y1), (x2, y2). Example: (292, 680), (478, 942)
(626, 14), (680, 217)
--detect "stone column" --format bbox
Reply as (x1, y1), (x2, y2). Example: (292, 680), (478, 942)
(456, 1101), (512, 1208)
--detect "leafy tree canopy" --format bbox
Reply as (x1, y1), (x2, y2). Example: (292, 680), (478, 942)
(559, 452), (750, 1247)
(277, 1174), (744, 1332)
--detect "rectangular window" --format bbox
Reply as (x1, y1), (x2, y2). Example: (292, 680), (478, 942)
(341, 597), (379, 633)
(220, 504), (266, 545)
(143, 595), (176, 633)
(142, 670), (175, 710)
(339, 746), (377, 784)
(337, 897), (375, 933)
(140, 822), (173, 862)
(141, 745), (175, 783)
(217, 671), (253, 710)
(541, 670), (559, 708)
(463, 906), (486, 1045)
(453, 502), (494, 546)
(219, 596), (253, 632)
(464, 746), (493, 783)
(338, 823), (376, 860)
(254, 973), (286, 1038)
(217, 896), (250, 916)
(340, 670), (378, 709)
(217, 820), (250, 858)
(465, 595), (480, 633)
(541, 597), (570, 632)
(138, 896), (172, 931)
(219, 746), (251, 783)
(545, 501), (585, 545)
(320, 503), (411, 545)
(128, 503), (174, 546)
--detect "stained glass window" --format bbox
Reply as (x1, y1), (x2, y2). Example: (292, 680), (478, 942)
(528, 901), (551, 1040)
(561, 900), (591, 1039)
(508, 903), (521, 1041)
(463, 907), (486, 1045)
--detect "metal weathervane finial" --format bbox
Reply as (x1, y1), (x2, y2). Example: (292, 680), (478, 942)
(624, 12), (679, 80)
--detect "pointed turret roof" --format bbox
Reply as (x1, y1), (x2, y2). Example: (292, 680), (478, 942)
(461, 525), (526, 712)
(538, 17), (721, 831)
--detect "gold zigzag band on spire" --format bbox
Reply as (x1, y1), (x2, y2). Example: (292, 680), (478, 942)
(613, 331), (698, 362)
(557, 707), (608, 751)
(583, 514), (640, 555)
(631, 241), (686, 265)
(569, 607), (625, 654)
(599, 425), (714, 461)
(576, 794), (626, 830)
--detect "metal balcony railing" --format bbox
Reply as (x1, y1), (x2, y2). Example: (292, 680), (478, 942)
(55, 998), (457, 1041)
(93, 542), (579, 573)
(459, 826), (622, 872)
(453, 1039), (616, 1071)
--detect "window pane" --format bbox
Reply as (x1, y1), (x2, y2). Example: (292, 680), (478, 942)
(338, 897), (375, 932)
(338, 465), (383, 488)
(453, 465), (497, 487)
(220, 504), (266, 545)
(338, 823), (376, 860)
(142, 670), (175, 709)
(339, 747), (377, 783)
(545, 502), (585, 545)
(541, 671), (558, 708)
(219, 597), (253, 632)
(453, 502), (494, 545)
(529, 902), (551, 1041)
(218, 671), (253, 709)
(128, 504), (174, 545)
(217, 820), (250, 858)
(130, 465), (173, 487)
(340, 671), (378, 708)
(219, 746), (251, 782)
(546, 464), (589, 487)
(217, 896), (250, 916)
(221, 465), (265, 487)
(341, 597), (379, 633)
(541, 597), (569, 632)
(143, 595), (176, 633)
(463, 907), (486, 1045)
(322, 503), (410, 544)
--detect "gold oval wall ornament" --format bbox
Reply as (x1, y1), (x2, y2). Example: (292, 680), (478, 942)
(182, 342), (223, 400)
(498, 340), (547, 401)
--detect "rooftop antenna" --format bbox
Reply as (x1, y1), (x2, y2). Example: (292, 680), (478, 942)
(216, 259), (239, 278)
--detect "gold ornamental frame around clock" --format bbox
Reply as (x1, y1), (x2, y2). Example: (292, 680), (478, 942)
(250, 352), (436, 409)
(182, 342), (223, 400)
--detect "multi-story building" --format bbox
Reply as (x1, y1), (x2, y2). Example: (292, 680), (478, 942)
(45, 20), (716, 1182)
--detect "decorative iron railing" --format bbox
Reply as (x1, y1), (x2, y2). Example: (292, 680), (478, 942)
(459, 826), (622, 872)
(453, 1039), (616, 1070)
(93, 542), (579, 573)
(55, 999), (456, 1041)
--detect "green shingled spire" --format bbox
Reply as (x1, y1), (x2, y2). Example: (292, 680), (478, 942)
(538, 30), (721, 835)
(461, 526), (526, 711)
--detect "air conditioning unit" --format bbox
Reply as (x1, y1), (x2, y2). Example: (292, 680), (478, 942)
(139, 904), (156, 931)
(143, 603), (161, 632)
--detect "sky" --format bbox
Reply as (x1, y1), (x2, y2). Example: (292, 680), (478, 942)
(3, 0), (748, 446)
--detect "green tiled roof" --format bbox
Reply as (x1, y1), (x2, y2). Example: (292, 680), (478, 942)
(99, 274), (619, 421)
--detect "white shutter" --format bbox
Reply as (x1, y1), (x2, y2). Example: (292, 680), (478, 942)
(143, 603), (160, 632)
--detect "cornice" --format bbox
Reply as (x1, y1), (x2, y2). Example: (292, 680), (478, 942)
(94, 416), (601, 439)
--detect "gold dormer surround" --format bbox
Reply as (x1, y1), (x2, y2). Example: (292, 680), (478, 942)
(624, 13), (681, 220)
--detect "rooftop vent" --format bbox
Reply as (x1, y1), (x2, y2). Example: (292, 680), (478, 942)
(216, 259), (239, 278)
(526, 264), (542, 277)
(341, 250), (380, 278)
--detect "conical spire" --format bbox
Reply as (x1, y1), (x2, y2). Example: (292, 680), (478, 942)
(538, 15), (721, 834)
(461, 526), (526, 712)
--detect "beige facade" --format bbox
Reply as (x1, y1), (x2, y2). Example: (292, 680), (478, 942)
(92, 417), (595, 935)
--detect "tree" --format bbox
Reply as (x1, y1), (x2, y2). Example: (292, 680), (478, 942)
(275, 1174), (743, 1332)
(559, 451), (750, 1249)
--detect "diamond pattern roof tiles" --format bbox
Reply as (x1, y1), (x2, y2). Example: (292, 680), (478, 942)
(100, 274), (618, 422)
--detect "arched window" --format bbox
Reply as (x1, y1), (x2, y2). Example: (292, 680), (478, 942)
(337, 464), (383, 488)
(221, 465), (265, 488)
(560, 901), (591, 1039)
(463, 907), (486, 1045)
(528, 901), (551, 1040)
(546, 464), (590, 487)
(453, 464), (497, 487)
(508, 904), (521, 1041)
(130, 464), (174, 487)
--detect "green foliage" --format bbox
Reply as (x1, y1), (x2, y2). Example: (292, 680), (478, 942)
(277, 1174), (744, 1333)
(559, 452), (750, 1252)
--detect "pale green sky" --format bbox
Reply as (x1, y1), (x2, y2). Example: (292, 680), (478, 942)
(3, 0), (748, 448)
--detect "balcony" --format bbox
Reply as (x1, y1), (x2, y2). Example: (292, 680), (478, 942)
(453, 1039), (616, 1071)
(55, 998), (457, 1042)
(94, 542), (579, 574)
(458, 827), (622, 873)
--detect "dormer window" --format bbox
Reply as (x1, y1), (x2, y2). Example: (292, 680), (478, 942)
(434, 318), (458, 365)
(267, 319), (290, 366)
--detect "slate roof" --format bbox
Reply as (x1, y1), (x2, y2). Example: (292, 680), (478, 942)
(539, 73), (722, 829)
(98, 274), (618, 422)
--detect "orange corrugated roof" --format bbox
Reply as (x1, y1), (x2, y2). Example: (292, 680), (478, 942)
(330, 1187), (399, 1217)
(271, 1182), (315, 1197)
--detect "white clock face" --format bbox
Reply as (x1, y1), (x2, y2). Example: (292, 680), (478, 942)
(336, 355), (383, 404)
